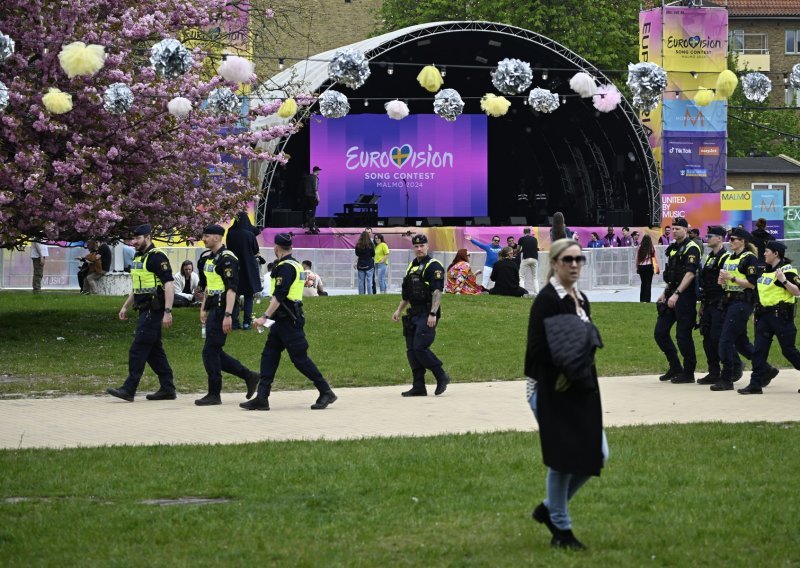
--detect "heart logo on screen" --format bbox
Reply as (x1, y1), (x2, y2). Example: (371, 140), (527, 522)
(390, 144), (413, 168)
(688, 35), (701, 49)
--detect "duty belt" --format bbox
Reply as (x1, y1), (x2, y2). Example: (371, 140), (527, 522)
(756, 302), (795, 318)
(724, 290), (749, 302)
(207, 290), (224, 296)
(133, 287), (157, 294)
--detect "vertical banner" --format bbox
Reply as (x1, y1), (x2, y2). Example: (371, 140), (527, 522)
(784, 206), (800, 238)
(639, 9), (664, 175)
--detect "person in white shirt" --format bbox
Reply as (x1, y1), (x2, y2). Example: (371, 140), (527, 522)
(30, 242), (49, 293)
(173, 260), (200, 307)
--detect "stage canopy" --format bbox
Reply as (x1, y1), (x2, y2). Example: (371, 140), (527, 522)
(252, 21), (660, 228)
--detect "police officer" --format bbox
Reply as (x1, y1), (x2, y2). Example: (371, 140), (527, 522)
(739, 241), (800, 394)
(696, 226), (743, 385)
(392, 234), (451, 397)
(107, 224), (177, 402)
(195, 225), (260, 406)
(713, 227), (761, 391)
(655, 217), (701, 384)
(241, 233), (337, 410)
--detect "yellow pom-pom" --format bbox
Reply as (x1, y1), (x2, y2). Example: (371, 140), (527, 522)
(58, 41), (106, 78)
(277, 97), (297, 119)
(42, 88), (73, 114)
(715, 69), (738, 99)
(417, 65), (443, 93)
(694, 88), (714, 107)
(480, 93), (511, 117)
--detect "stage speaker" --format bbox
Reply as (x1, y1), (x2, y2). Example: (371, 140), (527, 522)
(426, 217), (443, 226)
(509, 216), (527, 225)
(387, 217), (405, 226)
(271, 209), (290, 226)
(605, 209), (633, 226)
(474, 216), (491, 226)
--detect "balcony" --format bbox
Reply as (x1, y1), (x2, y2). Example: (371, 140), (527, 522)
(730, 32), (770, 71)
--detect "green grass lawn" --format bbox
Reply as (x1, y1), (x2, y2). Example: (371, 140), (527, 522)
(1, 423), (798, 566)
(1, 291), (798, 396)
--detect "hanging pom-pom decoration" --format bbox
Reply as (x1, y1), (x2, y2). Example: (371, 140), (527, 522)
(569, 72), (597, 98)
(218, 55), (254, 84)
(626, 62), (667, 113)
(206, 87), (239, 114)
(593, 84), (621, 113)
(491, 58), (533, 95)
(167, 96), (193, 118)
(103, 83), (134, 114)
(479, 93), (511, 117)
(528, 88), (560, 114)
(150, 39), (193, 79)
(277, 97), (298, 119)
(715, 70), (739, 99)
(694, 88), (714, 107)
(58, 41), (106, 78)
(328, 48), (371, 89)
(42, 87), (73, 114)
(0, 32), (15, 65)
(318, 90), (350, 118)
(0, 81), (8, 112)
(789, 64), (800, 90)
(417, 65), (443, 93)
(385, 99), (409, 120)
(741, 72), (772, 103)
(433, 88), (464, 122)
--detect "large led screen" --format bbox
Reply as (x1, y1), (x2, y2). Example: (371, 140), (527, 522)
(310, 114), (488, 217)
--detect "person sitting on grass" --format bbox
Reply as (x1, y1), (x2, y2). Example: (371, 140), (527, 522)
(173, 260), (201, 307)
(445, 249), (482, 295)
(302, 260), (327, 297)
(489, 247), (528, 297)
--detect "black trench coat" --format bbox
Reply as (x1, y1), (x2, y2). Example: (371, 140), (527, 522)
(226, 214), (263, 296)
(524, 283), (604, 476)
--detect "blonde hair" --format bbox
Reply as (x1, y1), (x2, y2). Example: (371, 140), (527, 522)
(547, 238), (582, 280)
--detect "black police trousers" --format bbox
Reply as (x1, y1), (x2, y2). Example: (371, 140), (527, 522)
(700, 301), (742, 378)
(122, 309), (175, 395)
(404, 311), (447, 390)
(751, 312), (800, 386)
(257, 315), (331, 398)
(654, 293), (697, 374)
(718, 301), (754, 381)
(202, 307), (252, 396)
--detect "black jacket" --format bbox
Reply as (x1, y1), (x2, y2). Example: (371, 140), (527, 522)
(225, 213), (263, 296)
(489, 259), (526, 297)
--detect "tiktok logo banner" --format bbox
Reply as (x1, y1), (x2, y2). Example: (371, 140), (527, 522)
(310, 115), (488, 217)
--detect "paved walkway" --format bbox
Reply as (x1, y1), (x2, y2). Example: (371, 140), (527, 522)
(1, 371), (798, 450)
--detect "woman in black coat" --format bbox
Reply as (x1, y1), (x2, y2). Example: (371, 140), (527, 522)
(524, 239), (608, 550)
(226, 212), (263, 330)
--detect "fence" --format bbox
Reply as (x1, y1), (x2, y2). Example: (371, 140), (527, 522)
(4, 240), (800, 293)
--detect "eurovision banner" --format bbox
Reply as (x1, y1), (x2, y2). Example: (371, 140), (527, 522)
(662, 7), (729, 73)
(639, 8), (664, 174)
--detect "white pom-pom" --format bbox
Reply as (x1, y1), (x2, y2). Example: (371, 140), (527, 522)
(168, 96), (193, 118)
(385, 99), (409, 120)
(218, 56), (255, 83)
(569, 72), (597, 98)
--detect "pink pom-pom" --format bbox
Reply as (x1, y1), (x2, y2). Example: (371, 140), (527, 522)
(593, 84), (621, 113)
(218, 56), (254, 83)
(167, 96), (192, 118)
(385, 99), (409, 120)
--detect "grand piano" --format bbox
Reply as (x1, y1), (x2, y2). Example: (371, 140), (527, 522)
(336, 194), (380, 227)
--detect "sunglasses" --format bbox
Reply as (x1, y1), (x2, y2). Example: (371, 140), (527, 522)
(729, 236), (742, 242)
(558, 255), (587, 266)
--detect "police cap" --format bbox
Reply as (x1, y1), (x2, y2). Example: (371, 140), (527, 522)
(132, 224), (152, 236)
(730, 227), (752, 241)
(671, 217), (689, 228)
(203, 224), (225, 236)
(411, 234), (428, 245)
(706, 226), (727, 238)
(765, 240), (786, 254)
(274, 232), (293, 247)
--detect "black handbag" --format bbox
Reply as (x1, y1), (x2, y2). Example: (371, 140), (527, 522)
(544, 313), (603, 392)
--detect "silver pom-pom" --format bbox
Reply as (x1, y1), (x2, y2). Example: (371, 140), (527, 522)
(627, 62), (667, 112)
(742, 72), (772, 103)
(433, 88), (464, 122)
(0, 32), (14, 65)
(491, 58), (533, 95)
(207, 87), (240, 114)
(319, 90), (350, 118)
(527, 88), (560, 114)
(789, 64), (800, 90)
(150, 38), (193, 79)
(328, 48), (371, 90)
(0, 81), (8, 112)
(103, 83), (134, 114)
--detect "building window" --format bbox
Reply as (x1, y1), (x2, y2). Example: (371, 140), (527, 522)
(752, 182), (790, 205)
(787, 29), (800, 54)
(786, 87), (800, 108)
(731, 30), (744, 52)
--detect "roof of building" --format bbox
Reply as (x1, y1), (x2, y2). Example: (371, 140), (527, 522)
(728, 0), (800, 17)
(727, 155), (800, 173)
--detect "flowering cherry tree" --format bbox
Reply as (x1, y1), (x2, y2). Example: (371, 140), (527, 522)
(0, 0), (296, 247)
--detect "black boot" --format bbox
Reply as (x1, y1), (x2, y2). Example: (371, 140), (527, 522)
(550, 528), (586, 550)
(658, 368), (681, 382)
(697, 373), (719, 385)
(737, 383), (763, 395)
(145, 389), (176, 401)
(311, 391), (337, 410)
(401, 387), (427, 397)
(531, 503), (556, 536)
(762, 367), (779, 387)
(195, 393), (222, 406)
(240, 397), (270, 410)
(434, 373), (450, 396)
(244, 370), (260, 399)
(710, 380), (733, 391)
(670, 372), (695, 384)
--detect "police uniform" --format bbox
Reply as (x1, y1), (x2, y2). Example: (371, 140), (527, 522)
(739, 241), (800, 394)
(712, 228), (760, 391)
(107, 224), (176, 401)
(196, 225), (259, 406)
(399, 234), (450, 396)
(654, 219), (701, 383)
(241, 233), (336, 411)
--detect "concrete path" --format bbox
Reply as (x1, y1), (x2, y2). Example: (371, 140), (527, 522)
(1, 371), (798, 450)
